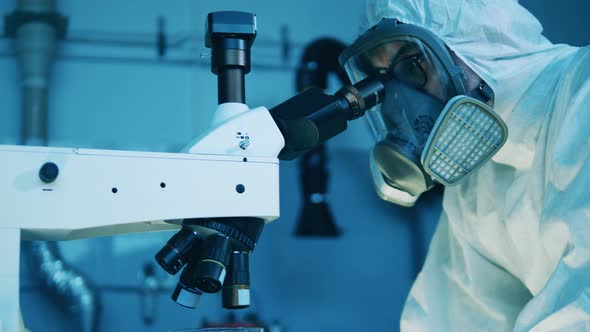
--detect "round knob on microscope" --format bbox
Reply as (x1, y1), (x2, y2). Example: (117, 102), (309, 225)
(39, 162), (59, 183)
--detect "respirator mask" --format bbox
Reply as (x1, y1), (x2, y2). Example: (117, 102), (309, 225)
(339, 19), (508, 206)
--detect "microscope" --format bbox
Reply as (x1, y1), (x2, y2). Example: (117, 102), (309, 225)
(155, 11), (387, 310)
(0, 11), (387, 330)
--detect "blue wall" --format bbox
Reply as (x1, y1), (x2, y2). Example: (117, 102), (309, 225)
(2, 1), (588, 331)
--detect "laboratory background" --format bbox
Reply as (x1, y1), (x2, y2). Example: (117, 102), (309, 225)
(0, 1), (588, 331)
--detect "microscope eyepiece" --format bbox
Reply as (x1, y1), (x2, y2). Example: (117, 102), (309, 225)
(155, 226), (201, 275)
(222, 251), (251, 309)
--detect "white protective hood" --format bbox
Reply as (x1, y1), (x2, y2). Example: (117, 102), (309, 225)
(361, 0), (590, 331)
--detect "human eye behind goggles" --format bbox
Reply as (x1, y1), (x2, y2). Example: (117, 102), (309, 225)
(389, 52), (429, 89)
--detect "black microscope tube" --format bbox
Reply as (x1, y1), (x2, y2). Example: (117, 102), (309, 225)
(222, 251), (251, 309)
(155, 226), (201, 275)
(171, 260), (203, 309)
(193, 234), (233, 293)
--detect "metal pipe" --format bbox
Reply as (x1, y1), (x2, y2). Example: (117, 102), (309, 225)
(15, 1), (101, 331)
(22, 241), (101, 332)
(15, 2), (56, 145)
(17, 0), (55, 12)
(0, 51), (296, 71)
(1, 30), (304, 50)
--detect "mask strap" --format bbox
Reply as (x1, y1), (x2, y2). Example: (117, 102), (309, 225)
(468, 81), (494, 103)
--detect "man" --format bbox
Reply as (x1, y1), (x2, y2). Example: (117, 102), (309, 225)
(340, 0), (590, 330)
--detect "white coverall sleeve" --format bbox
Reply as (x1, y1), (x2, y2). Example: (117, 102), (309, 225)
(513, 48), (590, 332)
(400, 48), (590, 332)
(401, 212), (534, 332)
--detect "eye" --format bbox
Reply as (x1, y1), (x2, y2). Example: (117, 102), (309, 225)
(396, 54), (427, 72)
(391, 53), (428, 89)
(410, 54), (428, 73)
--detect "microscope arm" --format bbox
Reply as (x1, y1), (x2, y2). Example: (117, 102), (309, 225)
(0, 144), (281, 241)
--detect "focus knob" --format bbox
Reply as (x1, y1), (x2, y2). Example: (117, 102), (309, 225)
(39, 162), (59, 183)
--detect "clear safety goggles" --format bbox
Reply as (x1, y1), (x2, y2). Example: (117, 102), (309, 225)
(342, 36), (457, 141)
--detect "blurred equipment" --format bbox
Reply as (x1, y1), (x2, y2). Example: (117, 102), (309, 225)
(139, 263), (159, 325)
(200, 312), (265, 331)
(296, 145), (340, 236)
(295, 38), (349, 91)
(0, 8), (301, 70)
(156, 16), (167, 58)
(3, 0), (68, 146)
(295, 37), (350, 92)
(293, 38), (348, 237)
(22, 241), (100, 332)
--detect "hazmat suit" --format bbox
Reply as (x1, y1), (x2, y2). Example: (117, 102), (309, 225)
(359, 0), (590, 331)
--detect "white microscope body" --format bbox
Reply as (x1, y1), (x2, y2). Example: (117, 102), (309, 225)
(0, 102), (284, 332)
